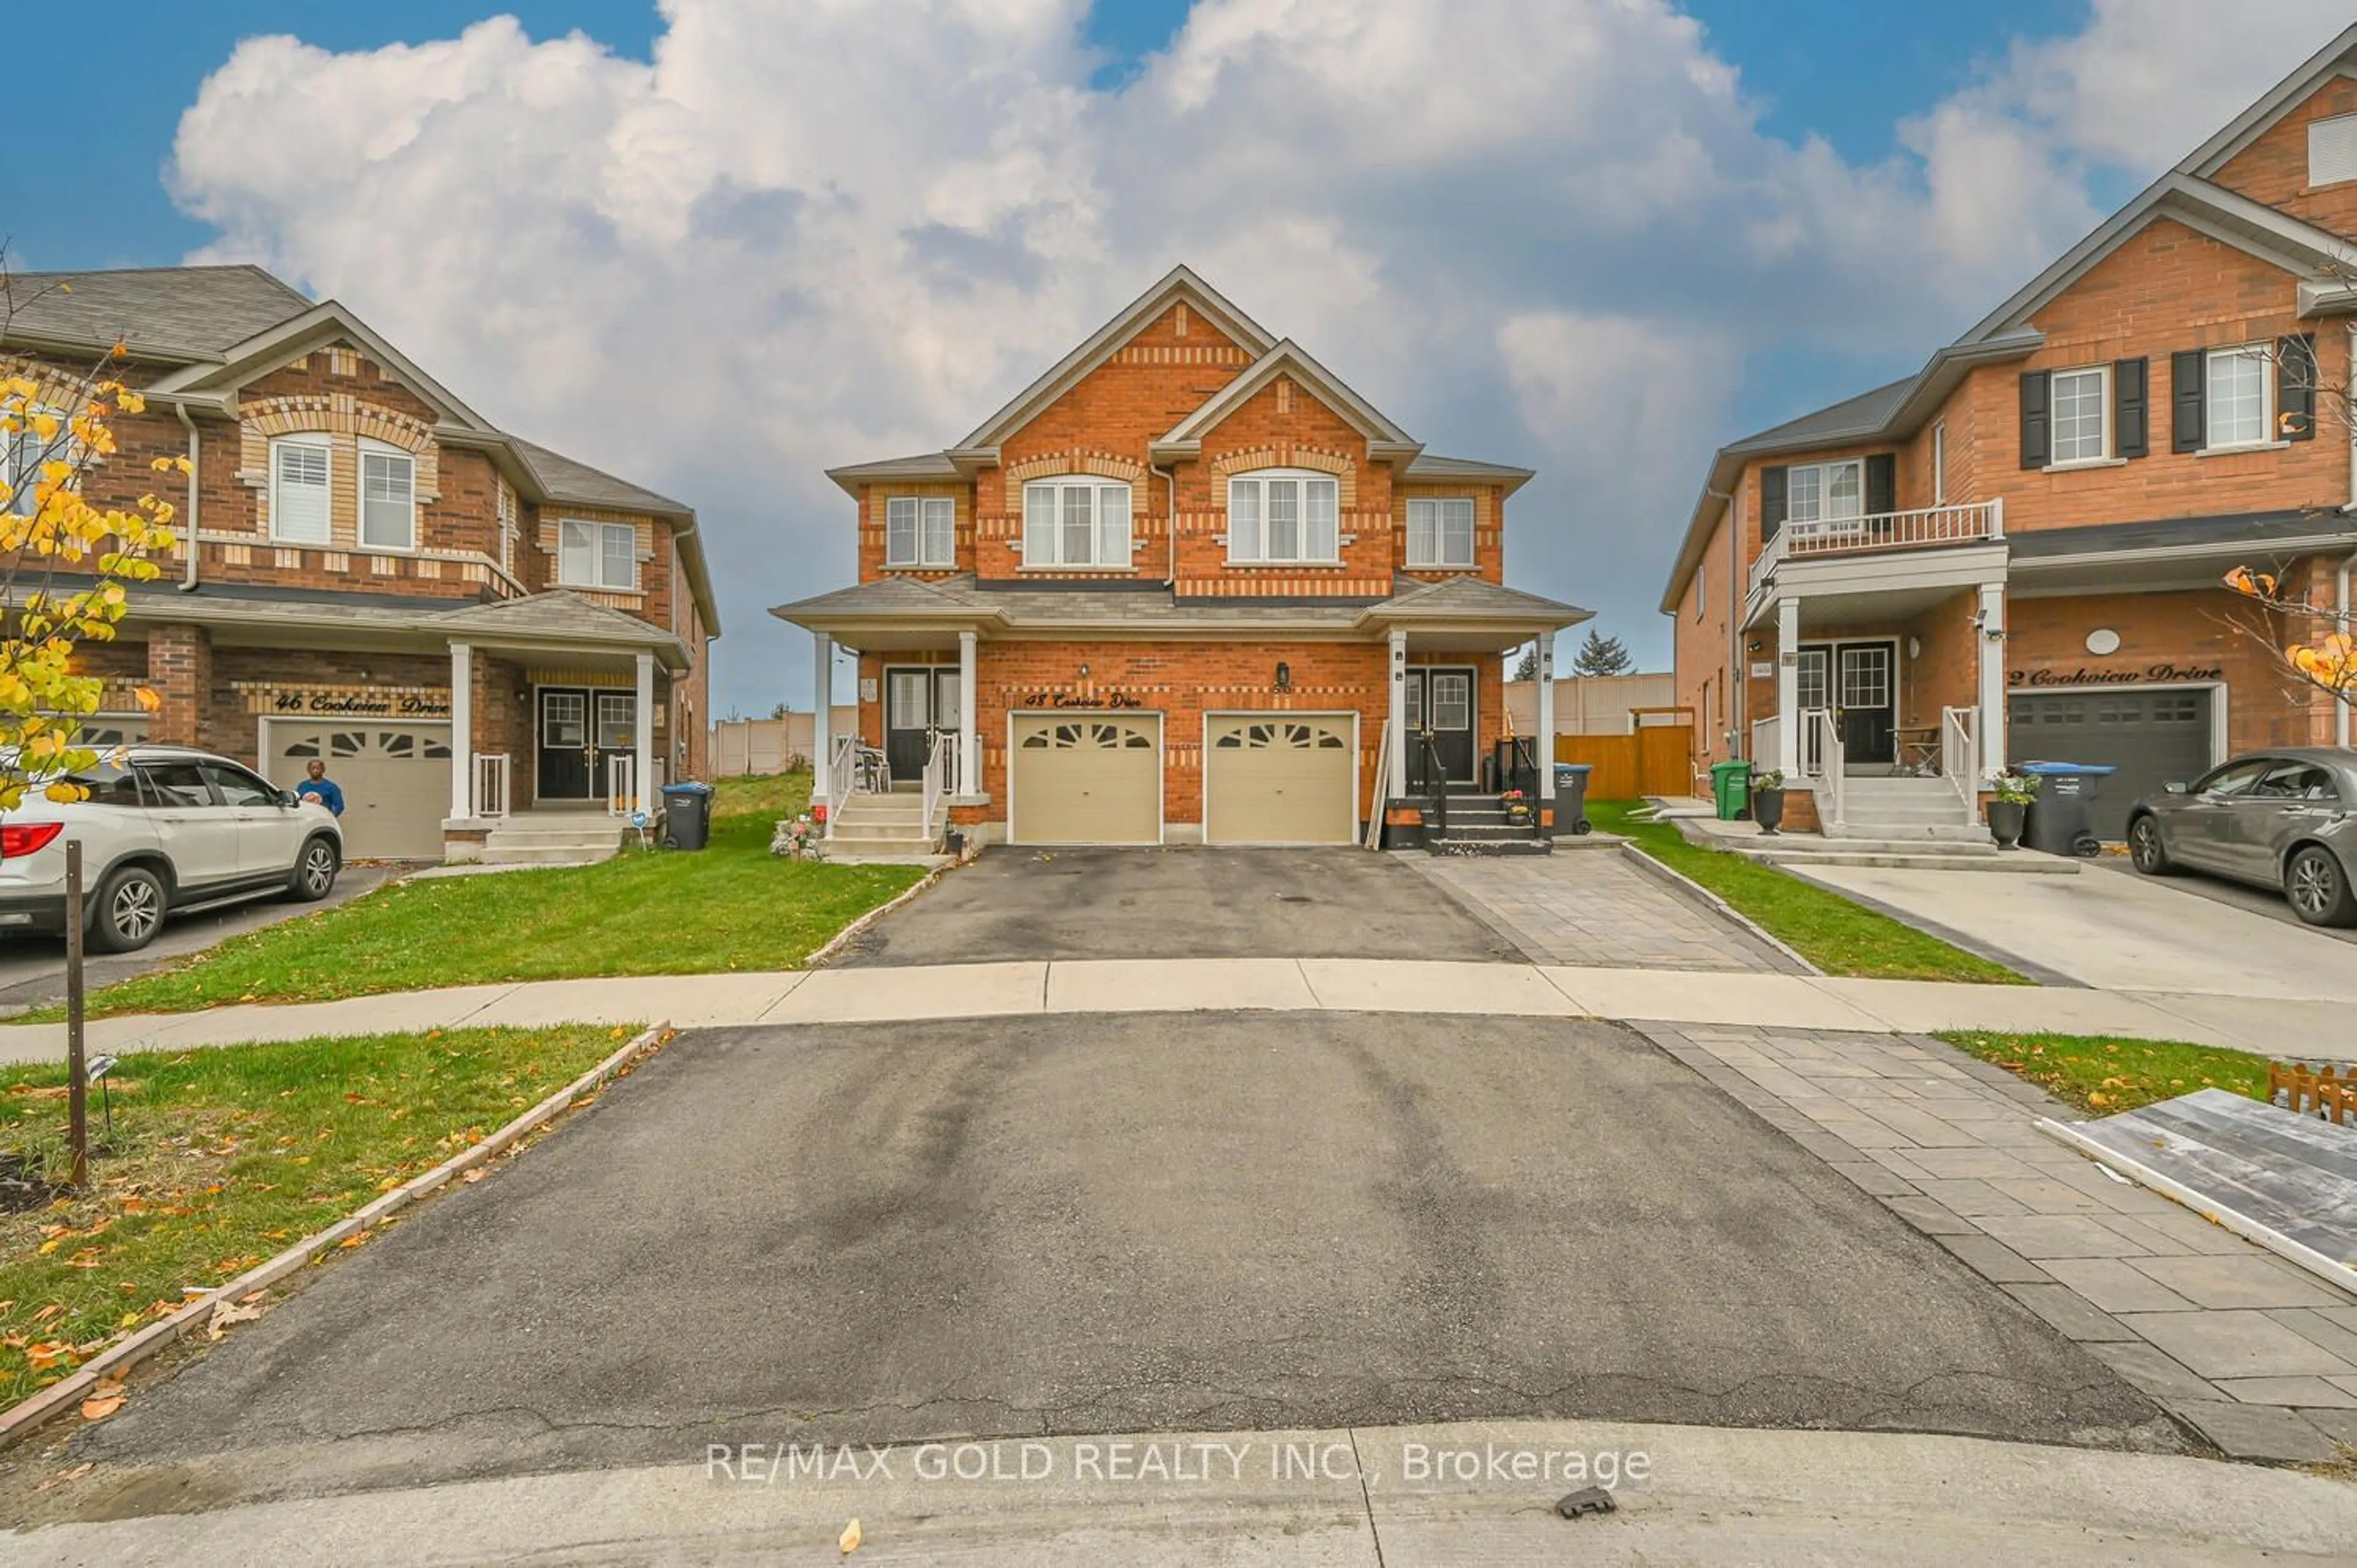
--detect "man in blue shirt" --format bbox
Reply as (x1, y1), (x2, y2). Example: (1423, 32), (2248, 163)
(296, 759), (346, 816)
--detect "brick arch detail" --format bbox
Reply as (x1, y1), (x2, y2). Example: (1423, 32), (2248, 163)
(1000, 450), (1148, 512)
(1209, 445), (1358, 510)
(235, 395), (445, 535)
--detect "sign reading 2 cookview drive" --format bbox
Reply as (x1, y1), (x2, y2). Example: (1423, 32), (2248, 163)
(241, 684), (454, 718)
(1018, 691), (1145, 709)
(2008, 664), (2224, 688)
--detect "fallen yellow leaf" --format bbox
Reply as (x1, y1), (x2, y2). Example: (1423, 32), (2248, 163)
(839, 1518), (862, 1554)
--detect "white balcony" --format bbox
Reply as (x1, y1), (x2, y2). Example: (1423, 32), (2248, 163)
(1746, 499), (2006, 625)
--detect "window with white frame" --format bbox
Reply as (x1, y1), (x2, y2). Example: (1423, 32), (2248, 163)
(1406, 496), (1476, 568)
(1786, 459), (1862, 527)
(1228, 469), (1339, 564)
(2205, 344), (2271, 449)
(2049, 365), (2108, 463)
(1932, 420), (1947, 504)
(2311, 112), (2357, 187)
(358, 440), (417, 550)
(269, 434), (332, 543)
(885, 495), (956, 567)
(2, 404), (77, 498)
(559, 518), (638, 590)
(1021, 476), (1132, 568)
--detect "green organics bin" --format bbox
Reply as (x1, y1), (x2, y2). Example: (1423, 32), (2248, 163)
(1710, 760), (1752, 821)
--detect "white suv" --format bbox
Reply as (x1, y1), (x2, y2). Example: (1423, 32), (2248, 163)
(0, 745), (344, 953)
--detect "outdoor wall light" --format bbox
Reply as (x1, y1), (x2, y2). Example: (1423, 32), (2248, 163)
(1077, 662), (1091, 679)
(1274, 660), (1292, 692)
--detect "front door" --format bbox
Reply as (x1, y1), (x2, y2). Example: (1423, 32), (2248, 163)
(538, 688), (592, 800)
(884, 666), (959, 784)
(1404, 666), (1476, 789)
(1799, 641), (1897, 770)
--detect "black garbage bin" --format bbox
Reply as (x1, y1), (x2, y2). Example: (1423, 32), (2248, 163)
(1552, 763), (1593, 836)
(660, 781), (715, 850)
(2016, 761), (2115, 857)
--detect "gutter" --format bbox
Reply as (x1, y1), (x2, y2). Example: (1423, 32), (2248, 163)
(172, 401), (201, 591)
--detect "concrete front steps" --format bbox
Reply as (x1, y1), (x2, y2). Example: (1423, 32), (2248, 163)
(1423, 794), (1554, 857)
(1728, 833), (2081, 873)
(826, 791), (945, 861)
(480, 816), (630, 866)
(1824, 776), (1986, 840)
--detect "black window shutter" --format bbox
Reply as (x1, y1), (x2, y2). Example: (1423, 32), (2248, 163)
(2278, 333), (2317, 441)
(2172, 350), (2205, 453)
(2113, 357), (2149, 458)
(1760, 466), (1788, 539)
(1864, 453), (1895, 517)
(2018, 371), (2050, 469)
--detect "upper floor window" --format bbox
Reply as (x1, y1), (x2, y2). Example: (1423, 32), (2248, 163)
(559, 518), (637, 591)
(1023, 476), (1131, 569)
(2310, 112), (2357, 187)
(2205, 344), (2270, 449)
(1228, 470), (1337, 564)
(885, 496), (955, 568)
(1406, 497), (1475, 568)
(270, 434), (332, 543)
(359, 440), (417, 550)
(1931, 420), (1947, 504)
(2049, 365), (2108, 463)
(1787, 460), (1861, 525)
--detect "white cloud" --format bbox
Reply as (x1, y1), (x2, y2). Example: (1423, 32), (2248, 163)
(165, 0), (2344, 696)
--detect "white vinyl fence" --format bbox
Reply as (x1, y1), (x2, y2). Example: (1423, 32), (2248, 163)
(711, 708), (857, 776)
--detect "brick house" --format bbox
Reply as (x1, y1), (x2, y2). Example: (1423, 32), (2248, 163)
(1, 265), (719, 860)
(1662, 25), (2357, 841)
(774, 268), (1587, 849)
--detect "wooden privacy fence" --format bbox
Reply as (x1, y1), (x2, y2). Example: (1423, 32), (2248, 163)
(1554, 726), (1694, 800)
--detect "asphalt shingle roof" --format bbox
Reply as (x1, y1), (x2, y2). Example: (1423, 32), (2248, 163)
(509, 438), (691, 516)
(1, 265), (311, 358)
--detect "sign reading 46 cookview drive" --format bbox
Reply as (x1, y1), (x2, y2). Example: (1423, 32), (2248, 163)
(2008, 663), (2223, 688)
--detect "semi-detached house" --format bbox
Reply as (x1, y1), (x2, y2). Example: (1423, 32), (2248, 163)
(1, 266), (720, 860)
(775, 268), (1588, 849)
(1663, 25), (2357, 841)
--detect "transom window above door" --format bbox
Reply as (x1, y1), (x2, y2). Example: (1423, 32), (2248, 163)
(1406, 497), (1474, 568)
(1022, 476), (1132, 568)
(1786, 460), (1862, 526)
(885, 495), (956, 567)
(1228, 470), (1339, 564)
(559, 518), (638, 591)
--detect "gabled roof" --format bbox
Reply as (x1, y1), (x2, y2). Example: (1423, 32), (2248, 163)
(0, 265), (311, 361)
(145, 298), (500, 433)
(1150, 339), (1421, 464)
(435, 590), (691, 666)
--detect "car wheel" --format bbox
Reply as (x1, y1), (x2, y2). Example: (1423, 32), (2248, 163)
(89, 865), (167, 954)
(2285, 846), (2357, 927)
(287, 835), (340, 903)
(2127, 814), (2173, 875)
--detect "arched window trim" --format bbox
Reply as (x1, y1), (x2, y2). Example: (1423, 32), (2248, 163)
(1228, 468), (1339, 565)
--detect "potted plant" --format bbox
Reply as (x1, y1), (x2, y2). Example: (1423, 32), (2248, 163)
(1500, 787), (1531, 825)
(1985, 771), (2038, 850)
(1750, 770), (1788, 835)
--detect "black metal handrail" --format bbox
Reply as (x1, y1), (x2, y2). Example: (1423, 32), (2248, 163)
(1418, 730), (1448, 841)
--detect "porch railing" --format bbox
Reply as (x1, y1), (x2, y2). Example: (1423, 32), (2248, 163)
(1749, 498), (2004, 602)
(1940, 706), (1978, 824)
(1418, 731), (1449, 843)
(920, 728), (958, 848)
(472, 754), (511, 819)
(605, 752), (635, 818)
(1804, 707), (1842, 830)
(1751, 715), (1782, 778)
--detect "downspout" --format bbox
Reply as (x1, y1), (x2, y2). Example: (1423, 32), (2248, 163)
(1705, 485), (1738, 757)
(173, 401), (201, 590)
(1153, 462), (1178, 585)
(2341, 322), (2355, 745)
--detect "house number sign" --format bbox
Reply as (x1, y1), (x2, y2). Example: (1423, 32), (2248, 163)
(265, 687), (452, 717)
(2007, 663), (2222, 688)
(1018, 691), (1144, 709)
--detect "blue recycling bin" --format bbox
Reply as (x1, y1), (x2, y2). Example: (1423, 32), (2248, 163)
(660, 781), (716, 850)
(2015, 761), (2115, 856)
(1552, 762), (1594, 836)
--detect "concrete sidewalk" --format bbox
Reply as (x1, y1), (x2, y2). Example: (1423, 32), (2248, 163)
(9, 1418), (2353, 1566)
(0, 958), (2332, 1062)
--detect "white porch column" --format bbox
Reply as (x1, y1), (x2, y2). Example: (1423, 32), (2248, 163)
(1977, 582), (2007, 777)
(1535, 635), (1556, 802)
(957, 630), (979, 795)
(810, 632), (834, 801)
(1776, 595), (1802, 778)
(633, 651), (656, 816)
(448, 641), (473, 819)
(1387, 628), (1409, 795)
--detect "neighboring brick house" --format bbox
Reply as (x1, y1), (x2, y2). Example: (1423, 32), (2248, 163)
(1662, 25), (2357, 841)
(774, 268), (1587, 848)
(1, 265), (720, 859)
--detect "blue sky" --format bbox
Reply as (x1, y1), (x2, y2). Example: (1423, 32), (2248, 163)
(4, 1), (2336, 708)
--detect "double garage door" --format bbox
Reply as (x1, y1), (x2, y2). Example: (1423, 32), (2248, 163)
(268, 724), (452, 860)
(2008, 688), (2215, 842)
(1006, 712), (1357, 846)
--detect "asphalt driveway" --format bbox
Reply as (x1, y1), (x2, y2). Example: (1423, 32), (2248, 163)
(838, 846), (1517, 965)
(12, 1012), (2169, 1521)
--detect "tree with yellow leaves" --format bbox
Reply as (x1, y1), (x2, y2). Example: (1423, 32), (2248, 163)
(1, 268), (178, 809)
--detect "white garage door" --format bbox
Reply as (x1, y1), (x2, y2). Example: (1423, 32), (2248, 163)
(270, 723), (452, 860)
(1009, 713), (1162, 845)
(1204, 714), (1357, 844)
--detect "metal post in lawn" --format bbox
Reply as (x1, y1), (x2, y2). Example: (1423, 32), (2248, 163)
(65, 838), (88, 1189)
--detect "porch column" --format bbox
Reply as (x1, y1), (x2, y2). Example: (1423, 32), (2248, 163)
(1534, 635), (1555, 802)
(1387, 628), (1409, 794)
(448, 641), (473, 819)
(1977, 582), (2007, 776)
(1776, 595), (1802, 778)
(810, 633), (834, 800)
(957, 630), (979, 794)
(634, 651), (656, 816)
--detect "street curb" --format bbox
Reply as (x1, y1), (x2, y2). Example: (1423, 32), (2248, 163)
(0, 1021), (673, 1454)
(805, 862), (951, 967)
(1616, 843), (1821, 976)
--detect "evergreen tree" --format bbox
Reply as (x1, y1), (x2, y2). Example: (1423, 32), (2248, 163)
(1512, 644), (1539, 682)
(1571, 628), (1635, 678)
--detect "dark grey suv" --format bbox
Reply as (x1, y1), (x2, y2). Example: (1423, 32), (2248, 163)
(2125, 747), (2357, 925)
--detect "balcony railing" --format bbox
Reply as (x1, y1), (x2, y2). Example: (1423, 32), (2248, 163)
(1749, 498), (2004, 602)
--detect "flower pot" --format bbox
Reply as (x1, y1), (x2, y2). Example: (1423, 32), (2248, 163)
(1752, 786), (1786, 835)
(1986, 798), (2025, 850)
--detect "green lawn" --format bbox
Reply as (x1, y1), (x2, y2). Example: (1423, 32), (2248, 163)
(1933, 1030), (2270, 1116)
(1590, 799), (2026, 984)
(53, 771), (924, 1018)
(1, 1024), (632, 1405)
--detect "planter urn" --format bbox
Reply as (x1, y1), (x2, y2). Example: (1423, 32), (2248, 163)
(1751, 786), (1786, 835)
(1986, 798), (2025, 850)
